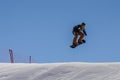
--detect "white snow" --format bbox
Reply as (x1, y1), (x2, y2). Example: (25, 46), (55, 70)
(0, 62), (120, 80)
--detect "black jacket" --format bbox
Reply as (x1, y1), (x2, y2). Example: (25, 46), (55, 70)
(72, 25), (87, 36)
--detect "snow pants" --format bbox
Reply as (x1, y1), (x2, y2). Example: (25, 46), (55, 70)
(73, 32), (85, 45)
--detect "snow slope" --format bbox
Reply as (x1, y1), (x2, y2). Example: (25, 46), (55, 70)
(0, 62), (120, 80)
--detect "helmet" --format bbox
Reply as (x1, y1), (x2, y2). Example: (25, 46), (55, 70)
(81, 22), (86, 25)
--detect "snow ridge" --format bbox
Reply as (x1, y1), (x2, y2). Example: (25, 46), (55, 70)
(0, 62), (120, 80)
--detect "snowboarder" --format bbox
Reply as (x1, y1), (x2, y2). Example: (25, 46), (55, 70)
(70, 22), (87, 48)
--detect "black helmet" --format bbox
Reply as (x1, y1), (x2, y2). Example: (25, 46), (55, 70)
(81, 22), (86, 25)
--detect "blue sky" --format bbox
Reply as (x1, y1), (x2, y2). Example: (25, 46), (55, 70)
(0, 0), (120, 63)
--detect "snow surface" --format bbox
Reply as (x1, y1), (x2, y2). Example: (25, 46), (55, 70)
(0, 62), (120, 80)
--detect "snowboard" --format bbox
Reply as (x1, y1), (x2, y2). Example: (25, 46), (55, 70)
(70, 40), (86, 48)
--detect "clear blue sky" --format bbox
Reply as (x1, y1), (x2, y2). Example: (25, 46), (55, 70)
(0, 0), (120, 63)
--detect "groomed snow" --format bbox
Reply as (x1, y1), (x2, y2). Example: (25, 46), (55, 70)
(0, 62), (120, 80)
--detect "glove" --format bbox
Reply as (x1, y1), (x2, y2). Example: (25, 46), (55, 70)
(72, 31), (75, 35)
(83, 30), (87, 36)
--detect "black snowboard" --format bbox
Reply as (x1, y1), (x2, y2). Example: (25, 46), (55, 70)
(70, 40), (86, 48)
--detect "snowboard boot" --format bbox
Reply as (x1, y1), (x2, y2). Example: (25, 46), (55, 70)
(78, 39), (86, 45)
